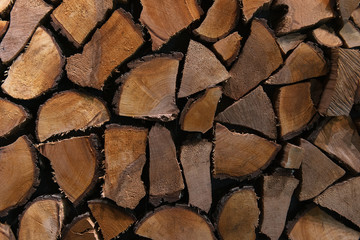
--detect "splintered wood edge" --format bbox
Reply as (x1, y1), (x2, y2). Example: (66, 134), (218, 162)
(61, 212), (98, 238)
(0, 99), (30, 138)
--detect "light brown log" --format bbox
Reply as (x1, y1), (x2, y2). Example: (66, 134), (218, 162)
(312, 116), (360, 173)
(38, 135), (100, 204)
(102, 124), (148, 209)
(180, 139), (212, 212)
(0, 223), (15, 240)
(66, 9), (144, 90)
(0, 0), (52, 64)
(135, 206), (215, 239)
(88, 200), (135, 240)
(213, 32), (242, 66)
(113, 54), (181, 121)
(312, 25), (342, 47)
(338, 0), (360, 20)
(261, 174), (299, 240)
(314, 176), (360, 228)
(18, 195), (65, 240)
(216, 187), (259, 240)
(242, 0), (271, 22)
(276, 33), (306, 54)
(339, 20), (360, 48)
(180, 87), (222, 133)
(216, 86), (277, 139)
(289, 207), (360, 240)
(139, 0), (202, 50)
(351, 8), (360, 27)
(193, 0), (239, 42)
(36, 90), (110, 142)
(51, 0), (113, 47)
(298, 139), (345, 201)
(0, 20), (8, 39)
(273, 0), (335, 35)
(149, 124), (184, 206)
(0, 136), (38, 215)
(62, 213), (99, 240)
(0, 98), (29, 137)
(213, 123), (280, 179)
(224, 19), (283, 100)
(266, 43), (328, 85)
(280, 143), (304, 169)
(2, 27), (64, 100)
(178, 40), (230, 98)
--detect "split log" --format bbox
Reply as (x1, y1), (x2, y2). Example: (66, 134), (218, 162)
(0, 20), (8, 39)
(36, 90), (110, 142)
(135, 206), (215, 239)
(216, 86), (277, 139)
(113, 54), (181, 121)
(275, 82), (316, 140)
(62, 213), (99, 240)
(216, 187), (259, 240)
(338, 0), (360, 20)
(149, 124), (184, 206)
(276, 33), (306, 54)
(178, 40), (230, 98)
(0, 136), (38, 215)
(224, 19), (283, 100)
(314, 176), (360, 228)
(180, 86), (222, 133)
(51, 0), (113, 47)
(2, 27), (64, 100)
(312, 25), (342, 47)
(66, 9), (144, 90)
(0, 223), (15, 240)
(193, 0), (239, 42)
(102, 124), (148, 209)
(0, 0), (12, 17)
(280, 143), (304, 169)
(37, 135), (100, 204)
(18, 195), (65, 240)
(298, 139), (345, 201)
(351, 8), (360, 27)
(88, 200), (135, 240)
(0, 98), (29, 137)
(213, 123), (280, 179)
(312, 116), (360, 172)
(273, 0), (335, 35)
(0, 0), (52, 64)
(266, 43), (328, 85)
(319, 48), (360, 116)
(261, 173), (299, 240)
(139, 0), (202, 50)
(288, 207), (360, 240)
(242, 0), (271, 22)
(212, 32), (242, 66)
(339, 20), (360, 48)
(180, 139), (212, 212)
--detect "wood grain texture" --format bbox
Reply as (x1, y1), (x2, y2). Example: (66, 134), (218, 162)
(280, 143), (304, 169)
(312, 25), (342, 47)
(242, 0), (271, 21)
(0, 223), (15, 240)
(213, 32), (242, 66)
(66, 9), (144, 90)
(0, 98), (29, 137)
(351, 8), (360, 27)
(62, 213), (99, 240)
(0, 20), (8, 39)
(338, 0), (360, 20)
(276, 33), (306, 54)
(339, 20), (360, 48)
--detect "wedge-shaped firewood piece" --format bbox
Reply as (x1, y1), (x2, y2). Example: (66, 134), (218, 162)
(280, 143), (304, 169)
(213, 123), (280, 179)
(298, 139), (345, 201)
(242, 0), (271, 22)
(62, 213), (99, 240)
(217, 187), (259, 240)
(275, 82), (316, 140)
(66, 9), (144, 90)
(216, 86), (277, 139)
(289, 207), (360, 240)
(273, 0), (335, 35)
(276, 33), (306, 54)
(224, 19), (282, 100)
(114, 54), (181, 121)
(339, 20), (360, 48)
(0, 0), (52, 64)
(180, 87), (222, 133)
(312, 25), (342, 47)
(51, 0), (113, 47)
(2, 27), (64, 100)
(178, 40), (230, 98)
(180, 140), (212, 212)
(319, 48), (360, 116)
(339, 0), (359, 20)
(0, 136), (38, 216)
(38, 135), (99, 204)
(266, 43), (328, 85)
(136, 206), (215, 239)
(0, 223), (15, 240)
(0, 98), (29, 137)
(193, 0), (239, 42)
(213, 32), (242, 66)
(103, 125), (147, 209)
(313, 116), (360, 172)
(352, 8), (360, 27)
(314, 177), (360, 228)
(88, 200), (135, 240)
(261, 174), (299, 240)
(36, 91), (110, 142)
(18, 196), (65, 240)
(140, 0), (202, 50)
(149, 124), (184, 206)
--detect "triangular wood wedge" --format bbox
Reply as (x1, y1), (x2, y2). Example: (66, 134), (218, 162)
(0, 98), (29, 137)
(339, 20), (360, 48)
(213, 32), (242, 66)
(62, 213), (99, 240)
(280, 143), (304, 169)
(276, 33), (306, 54)
(242, 0), (271, 22)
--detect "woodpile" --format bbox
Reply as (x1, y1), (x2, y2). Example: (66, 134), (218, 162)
(0, 0), (360, 239)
